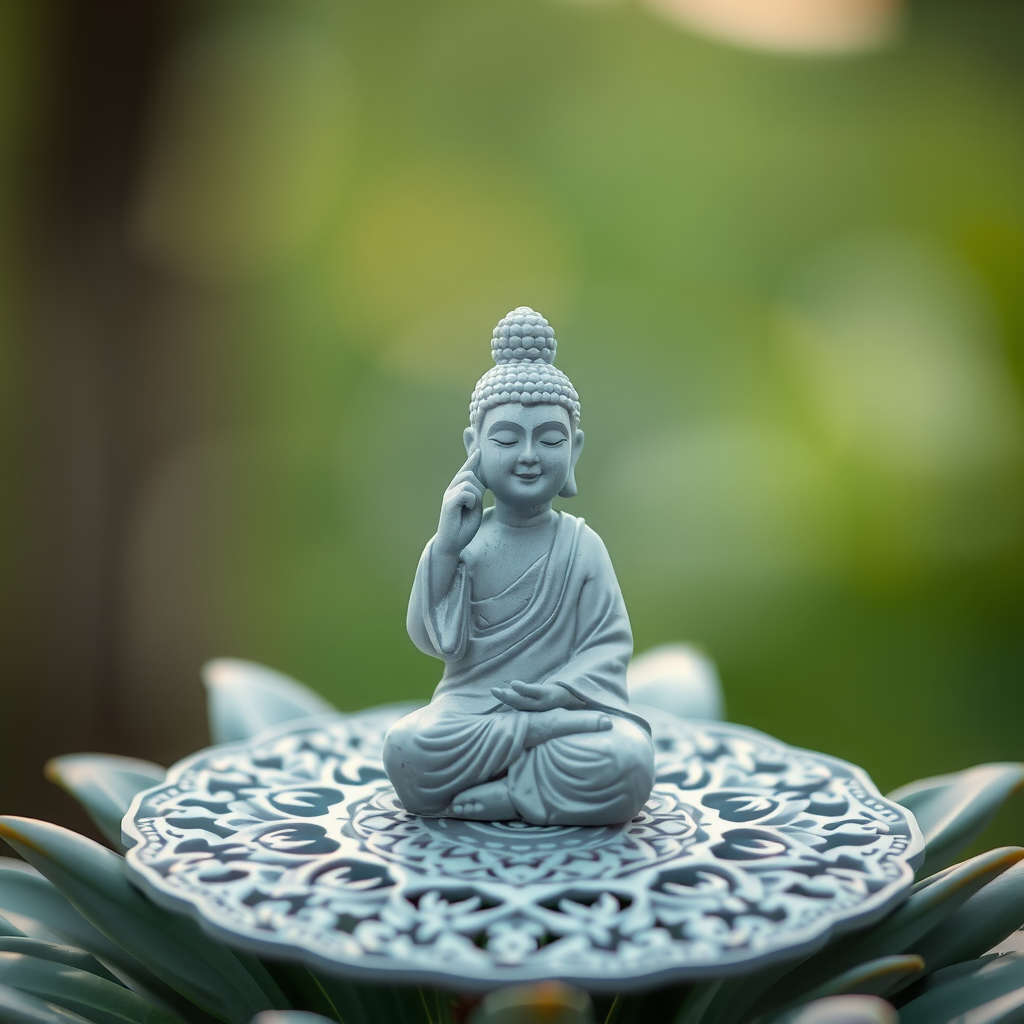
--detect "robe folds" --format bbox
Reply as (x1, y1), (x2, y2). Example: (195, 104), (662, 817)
(383, 511), (655, 826)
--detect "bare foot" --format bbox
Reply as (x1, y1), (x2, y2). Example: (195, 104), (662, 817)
(524, 708), (611, 748)
(448, 779), (518, 820)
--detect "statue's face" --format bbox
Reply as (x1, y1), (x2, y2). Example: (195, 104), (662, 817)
(469, 403), (581, 508)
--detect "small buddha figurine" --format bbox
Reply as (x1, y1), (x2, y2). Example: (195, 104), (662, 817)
(383, 307), (655, 826)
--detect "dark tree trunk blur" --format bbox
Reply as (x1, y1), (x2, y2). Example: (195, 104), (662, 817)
(1, 0), (177, 843)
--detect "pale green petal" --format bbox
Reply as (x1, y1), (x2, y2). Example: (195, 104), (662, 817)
(773, 995), (897, 1024)
(899, 951), (1024, 1024)
(202, 659), (336, 744)
(888, 764), (1024, 877)
(45, 756), (165, 852)
(0, 952), (183, 1024)
(0, 939), (121, 986)
(911, 859), (1024, 978)
(0, 860), (154, 981)
(0, 982), (96, 1024)
(747, 848), (1024, 1020)
(1, 912), (27, 938)
(783, 955), (924, 1006)
(0, 817), (284, 1024)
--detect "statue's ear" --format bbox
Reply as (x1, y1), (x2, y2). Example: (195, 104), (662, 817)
(559, 429), (585, 498)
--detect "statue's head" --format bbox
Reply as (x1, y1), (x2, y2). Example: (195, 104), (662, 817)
(464, 307), (585, 503)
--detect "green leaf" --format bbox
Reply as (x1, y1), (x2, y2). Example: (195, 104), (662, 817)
(202, 659), (336, 744)
(899, 951), (1024, 1024)
(1, 912), (27, 937)
(770, 995), (897, 1024)
(782, 955), (925, 1006)
(44, 756), (165, 852)
(0, 952), (183, 1024)
(0, 817), (284, 1024)
(694, 956), (808, 1024)
(674, 980), (724, 1024)
(0, 870), (205, 1024)
(888, 764), (1024, 877)
(910, 859), (1024, 979)
(0, 982), (95, 1024)
(469, 983), (595, 1024)
(308, 973), (448, 1024)
(255, 964), (343, 1023)
(746, 847), (1024, 1021)
(0, 859), (149, 976)
(895, 956), (1000, 1005)
(0, 861), (208, 1022)
(0, 938), (122, 986)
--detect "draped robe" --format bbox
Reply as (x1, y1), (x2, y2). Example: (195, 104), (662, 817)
(383, 511), (655, 826)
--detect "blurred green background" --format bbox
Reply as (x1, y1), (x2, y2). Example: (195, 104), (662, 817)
(1, 0), (1021, 847)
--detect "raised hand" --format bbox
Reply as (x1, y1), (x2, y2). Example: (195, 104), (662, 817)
(436, 449), (485, 556)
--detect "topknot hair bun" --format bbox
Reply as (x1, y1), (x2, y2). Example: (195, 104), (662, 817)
(491, 306), (556, 365)
(470, 305), (579, 428)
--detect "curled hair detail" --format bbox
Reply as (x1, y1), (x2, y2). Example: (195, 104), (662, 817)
(469, 307), (580, 428)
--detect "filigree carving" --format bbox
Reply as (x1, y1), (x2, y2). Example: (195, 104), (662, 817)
(124, 707), (922, 991)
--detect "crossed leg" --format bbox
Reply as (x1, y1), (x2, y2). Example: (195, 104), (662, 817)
(448, 708), (611, 820)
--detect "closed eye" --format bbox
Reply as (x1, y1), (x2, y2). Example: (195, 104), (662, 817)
(541, 438), (567, 447)
(491, 438), (517, 448)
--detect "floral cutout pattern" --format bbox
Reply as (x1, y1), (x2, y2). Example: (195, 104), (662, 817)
(124, 707), (922, 992)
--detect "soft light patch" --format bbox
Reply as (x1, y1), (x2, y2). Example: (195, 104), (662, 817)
(132, 16), (351, 284)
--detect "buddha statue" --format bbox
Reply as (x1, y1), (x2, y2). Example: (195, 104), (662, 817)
(383, 307), (655, 826)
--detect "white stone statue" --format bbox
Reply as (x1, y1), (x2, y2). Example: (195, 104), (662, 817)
(383, 307), (655, 825)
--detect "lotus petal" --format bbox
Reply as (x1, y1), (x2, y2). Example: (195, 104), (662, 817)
(896, 956), (999, 1003)
(910, 859), (1024, 978)
(898, 951), (1024, 1024)
(0, 860), (143, 973)
(44, 756), (165, 851)
(202, 659), (336, 744)
(0, 982), (95, 1024)
(0, 952), (183, 1024)
(0, 939), (121, 986)
(1, 913), (27, 938)
(0, 865), (208, 1023)
(627, 644), (725, 720)
(786, 955), (924, 1005)
(469, 982), (595, 1024)
(888, 764), (1024, 877)
(775, 995), (897, 1024)
(991, 928), (1024, 955)
(0, 817), (284, 1024)
(748, 848), (1024, 1019)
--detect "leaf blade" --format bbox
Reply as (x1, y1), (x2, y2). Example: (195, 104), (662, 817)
(0, 952), (183, 1024)
(898, 951), (1024, 1024)
(888, 764), (1024, 877)
(910, 858), (1024, 980)
(0, 982), (96, 1024)
(0, 817), (283, 1024)
(202, 659), (336, 744)
(45, 756), (165, 852)
(0, 938), (122, 986)
(747, 847), (1024, 1020)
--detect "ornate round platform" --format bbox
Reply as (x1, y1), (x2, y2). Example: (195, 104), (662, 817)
(123, 706), (923, 992)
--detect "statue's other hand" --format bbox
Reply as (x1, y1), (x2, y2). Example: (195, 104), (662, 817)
(437, 449), (485, 554)
(491, 680), (579, 712)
